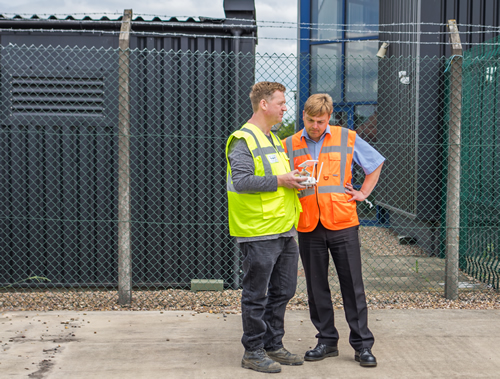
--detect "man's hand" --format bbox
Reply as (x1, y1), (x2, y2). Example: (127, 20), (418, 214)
(277, 170), (307, 189)
(345, 162), (383, 202)
(345, 182), (368, 202)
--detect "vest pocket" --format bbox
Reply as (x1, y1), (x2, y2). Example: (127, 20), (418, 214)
(328, 152), (341, 186)
(330, 193), (356, 223)
(261, 190), (285, 219)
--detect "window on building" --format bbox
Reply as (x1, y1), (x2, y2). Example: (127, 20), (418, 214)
(305, 0), (379, 130)
(311, 0), (342, 40)
(310, 44), (342, 102)
(346, 0), (379, 38)
(345, 41), (378, 102)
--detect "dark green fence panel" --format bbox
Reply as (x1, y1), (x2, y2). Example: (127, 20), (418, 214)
(459, 36), (500, 289)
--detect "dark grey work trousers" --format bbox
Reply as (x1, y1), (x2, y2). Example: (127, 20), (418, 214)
(298, 222), (374, 351)
(239, 237), (299, 351)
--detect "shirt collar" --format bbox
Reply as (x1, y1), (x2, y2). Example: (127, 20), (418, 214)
(301, 125), (331, 142)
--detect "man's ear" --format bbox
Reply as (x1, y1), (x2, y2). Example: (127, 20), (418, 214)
(260, 98), (267, 111)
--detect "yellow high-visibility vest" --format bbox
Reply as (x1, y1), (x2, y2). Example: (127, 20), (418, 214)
(226, 123), (302, 237)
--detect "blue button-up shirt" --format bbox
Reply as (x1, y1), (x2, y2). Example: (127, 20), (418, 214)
(301, 126), (385, 175)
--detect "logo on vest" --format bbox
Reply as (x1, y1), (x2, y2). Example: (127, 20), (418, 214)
(266, 154), (279, 164)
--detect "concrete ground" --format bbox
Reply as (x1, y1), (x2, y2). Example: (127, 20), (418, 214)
(2, 309), (500, 378)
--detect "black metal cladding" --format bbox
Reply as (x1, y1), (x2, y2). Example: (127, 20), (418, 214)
(127, 49), (254, 288)
(377, 0), (442, 222)
(376, 0), (500, 254)
(0, 44), (119, 287)
(377, 0), (500, 220)
(0, 2), (256, 289)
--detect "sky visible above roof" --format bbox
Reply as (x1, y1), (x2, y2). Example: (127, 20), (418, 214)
(1, 0), (297, 55)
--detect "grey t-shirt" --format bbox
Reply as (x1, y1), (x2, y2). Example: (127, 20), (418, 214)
(227, 135), (297, 243)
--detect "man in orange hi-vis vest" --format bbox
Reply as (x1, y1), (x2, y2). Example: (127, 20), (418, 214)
(283, 94), (385, 368)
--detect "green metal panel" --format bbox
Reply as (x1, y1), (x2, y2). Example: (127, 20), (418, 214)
(458, 35), (500, 289)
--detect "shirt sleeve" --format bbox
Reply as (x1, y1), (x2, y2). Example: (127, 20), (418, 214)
(352, 135), (386, 175)
(227, 137), (278, 193)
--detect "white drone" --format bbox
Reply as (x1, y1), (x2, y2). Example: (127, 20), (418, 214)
(297, 160), (375, 208)
(298, 160), (323, 187)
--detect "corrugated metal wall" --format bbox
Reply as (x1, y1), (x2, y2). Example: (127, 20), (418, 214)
(127, 48), (253, 287)
(376, 0), (500, 254)
(0, 13), (255, 288)
(377, 0), (443, 222)
(0, 44), (119, 286)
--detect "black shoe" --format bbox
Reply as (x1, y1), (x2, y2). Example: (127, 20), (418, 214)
(355, 347), (377, 367)
(304, 343), (339, 361)
(241, 348), (281, 373)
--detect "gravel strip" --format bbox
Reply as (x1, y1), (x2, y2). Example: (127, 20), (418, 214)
(1, 227), (498, 312)
(1, 289), (499, 313)
(359, 226), (428, 256)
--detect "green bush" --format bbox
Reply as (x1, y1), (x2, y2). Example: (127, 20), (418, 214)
(275, 118), (296, 140)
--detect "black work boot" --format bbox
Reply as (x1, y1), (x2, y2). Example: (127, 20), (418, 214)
(355, 347), (377, 367)
(304, 343), (339, 361)
(241, 348), (281, 373)
(266, 347), (304, 365)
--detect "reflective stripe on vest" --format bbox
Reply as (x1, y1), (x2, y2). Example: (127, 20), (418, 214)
(285, 136), (295, 171)
(294, 127), (351, 196)
(292, 147), (309, 158)
(317, 127), (351, 194)
(227, 127), (284, 194)
(298, 188), (315, 199)
(227, 173), (236, 192)
(226, 123), (301, 237)
(241, 127), (274, 177)
(283, 126), (358, 232)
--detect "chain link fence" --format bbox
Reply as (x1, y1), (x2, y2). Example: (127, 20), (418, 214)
(0, 43), (499, 312)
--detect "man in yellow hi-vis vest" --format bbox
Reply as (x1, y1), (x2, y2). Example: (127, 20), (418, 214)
(226, 82), (306, 374)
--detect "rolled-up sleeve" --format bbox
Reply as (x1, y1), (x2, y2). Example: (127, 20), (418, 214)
(352, 136), (386, 175)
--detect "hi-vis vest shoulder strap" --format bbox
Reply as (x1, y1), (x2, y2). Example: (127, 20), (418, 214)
(226, 123), (301, 237)
(227, 125), (285, 191)
(283, 126), (358, 232)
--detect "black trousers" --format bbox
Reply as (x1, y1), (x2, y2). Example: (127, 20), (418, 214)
(298, 222), (374, 351)
(239, 237), (299, 351)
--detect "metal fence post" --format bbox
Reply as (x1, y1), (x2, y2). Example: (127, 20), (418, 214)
(444, 20), (463, 300)
(118, 9), (133, 305)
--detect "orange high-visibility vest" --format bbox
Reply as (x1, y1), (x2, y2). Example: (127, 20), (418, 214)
(283, 126), (359, 232)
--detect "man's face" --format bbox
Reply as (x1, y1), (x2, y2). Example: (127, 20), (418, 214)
(303, 111), (331, 142)
(263, 91), (287, 125)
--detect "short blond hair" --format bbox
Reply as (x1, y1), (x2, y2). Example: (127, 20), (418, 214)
(304, 93), (333, 117)
(249, 81), (286, 112)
